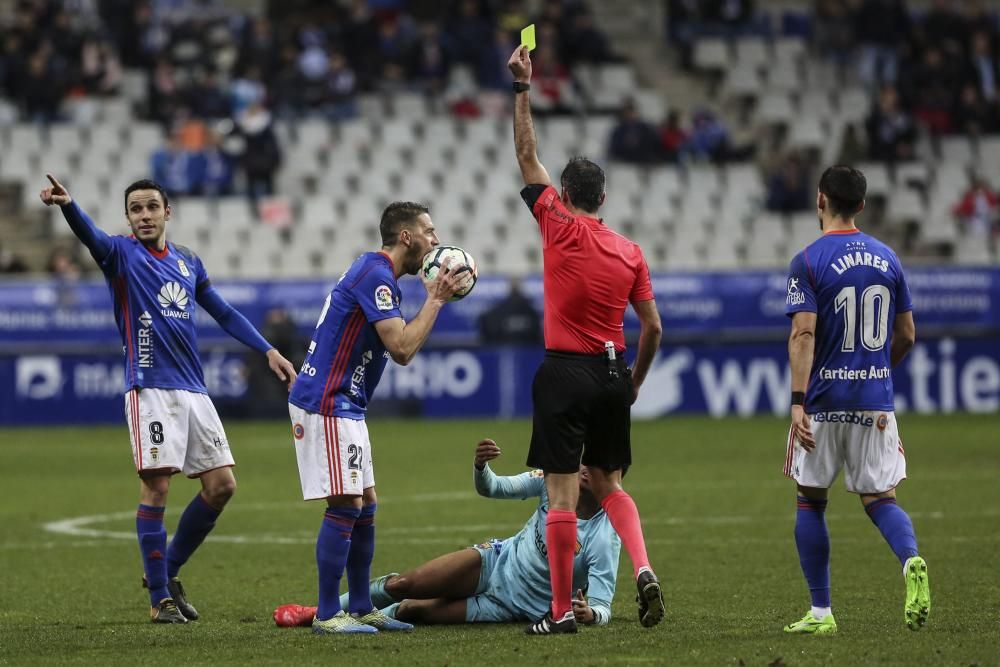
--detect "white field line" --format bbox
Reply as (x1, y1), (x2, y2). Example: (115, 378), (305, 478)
(8, 501), (994, 551)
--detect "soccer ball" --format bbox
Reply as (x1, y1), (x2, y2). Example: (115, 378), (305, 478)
(421, 246), (478, 301)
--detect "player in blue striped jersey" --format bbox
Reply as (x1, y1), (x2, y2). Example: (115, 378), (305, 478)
(40, 175), (297, 624)
(783, 166), (929, 635)
(287, 201), (466, 635)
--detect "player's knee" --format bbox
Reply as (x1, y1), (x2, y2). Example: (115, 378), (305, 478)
(385, 574), (410, 599)
(205, 478), (236, 506)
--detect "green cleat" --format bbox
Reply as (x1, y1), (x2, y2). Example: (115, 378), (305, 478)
(312, 610), (378, 635)
(783, 611), (837, 635)
(353, 607), (414, 632)
(904, 556), (930, 631)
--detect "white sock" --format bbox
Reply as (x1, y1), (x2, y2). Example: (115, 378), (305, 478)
(637, 565), (652, 577)
(811, 606), (832, 620)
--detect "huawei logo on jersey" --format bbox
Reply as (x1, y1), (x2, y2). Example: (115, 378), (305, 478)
(158, 282), (191, 319)
(158, 282), (188, 309)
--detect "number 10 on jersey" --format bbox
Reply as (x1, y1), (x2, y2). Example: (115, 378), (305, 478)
(834, 285), (891, 352)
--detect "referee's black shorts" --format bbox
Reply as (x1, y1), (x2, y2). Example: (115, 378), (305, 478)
(526, 350), (632, 474)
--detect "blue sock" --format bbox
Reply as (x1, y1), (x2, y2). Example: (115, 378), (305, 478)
(346, 504), (377, 615)
(339, 572), (396, 612)
(136, 504), (169, 606)
(795, 496), (831, 609)
(865, 497), (919, 566)
(166, 493), (221, 579)
(316, 507), (359, 621)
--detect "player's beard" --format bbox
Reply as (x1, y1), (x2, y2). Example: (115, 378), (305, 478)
(403, 243), (424, 275)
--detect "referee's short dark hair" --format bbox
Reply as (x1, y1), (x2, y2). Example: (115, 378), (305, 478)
(561, 157), (605, 213)
(124, 179), (169, 211)
(380, 201), (429, 246)
(818, 165), (866, 219)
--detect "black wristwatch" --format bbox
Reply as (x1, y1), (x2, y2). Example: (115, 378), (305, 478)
(512, 81), (531, 94)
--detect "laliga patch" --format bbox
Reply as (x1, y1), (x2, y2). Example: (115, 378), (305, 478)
(529, 469), (544, 478)
(293, 423), (305, 440)
(177, 259), (190, 277)
(876, 414), (888, 431)
(374, 285), (394, 311)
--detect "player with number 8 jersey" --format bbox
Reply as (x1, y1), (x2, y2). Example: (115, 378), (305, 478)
(782, 166), (929, 636)
(39, 175), (297, 625)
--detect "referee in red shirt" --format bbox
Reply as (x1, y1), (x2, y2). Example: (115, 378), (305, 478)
(508, 46), (665, 635)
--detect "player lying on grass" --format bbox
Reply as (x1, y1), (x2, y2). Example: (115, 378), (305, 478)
(274, 438), (621, 628)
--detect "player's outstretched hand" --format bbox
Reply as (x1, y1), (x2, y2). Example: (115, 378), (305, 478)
(572, 589), (595, 625)
(267, 348), (298, 391)
(474, 438), (501, 470)
(791, 405), (815, 451)
(508, 45), (532, 82)
(39, 173), (72, 206)
(423, 256), (465, 304)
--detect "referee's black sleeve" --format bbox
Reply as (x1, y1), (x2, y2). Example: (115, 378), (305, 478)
(520, 184), (547, 210)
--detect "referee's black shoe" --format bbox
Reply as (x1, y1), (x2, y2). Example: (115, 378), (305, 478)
(525, 610), (578, 635)
(636, 569), (665, 628)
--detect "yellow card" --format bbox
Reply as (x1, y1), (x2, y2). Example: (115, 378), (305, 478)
(521, 24), (536, 51)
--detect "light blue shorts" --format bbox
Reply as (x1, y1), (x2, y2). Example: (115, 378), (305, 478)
(465, 539), (518, 623)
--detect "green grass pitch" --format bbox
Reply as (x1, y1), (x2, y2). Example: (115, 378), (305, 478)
(1, 415), (998, 665)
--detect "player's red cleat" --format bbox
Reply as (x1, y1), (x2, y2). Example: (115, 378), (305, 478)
(273, 604), (318, 628)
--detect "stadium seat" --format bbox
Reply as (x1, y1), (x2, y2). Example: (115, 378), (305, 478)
(693, 38), (731, 72)
(744, 212), (788, 267)
(735, 37), (770, 69)
(886, 187), (924, 226)
(940, 136), (974, 165)
(721, 61), (764, 102)
(755, 93), (796, 127)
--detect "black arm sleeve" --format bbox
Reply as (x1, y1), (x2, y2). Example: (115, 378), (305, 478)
(520, 184), (548, 211)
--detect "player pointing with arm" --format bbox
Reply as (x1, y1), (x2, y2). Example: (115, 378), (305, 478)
(286, 201), (466, 635)
(508, 45), (665, 635)
(40, 174), (297, 624)
(783, 166), (928, 635)
(274, 438), (621, 628)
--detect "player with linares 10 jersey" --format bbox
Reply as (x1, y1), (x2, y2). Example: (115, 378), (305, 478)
(39, 174), (298, 625)
(287, 201), (467, 635)
(783, 165), (930, 635)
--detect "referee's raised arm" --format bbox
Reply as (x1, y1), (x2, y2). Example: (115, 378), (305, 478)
(508, 46), (551, 187)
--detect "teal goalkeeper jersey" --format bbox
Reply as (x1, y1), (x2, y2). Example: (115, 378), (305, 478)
(473, 464), (621, 625)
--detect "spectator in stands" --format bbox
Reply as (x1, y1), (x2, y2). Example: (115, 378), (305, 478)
(450, 0), (493, 68)
(478, 277), (542, 345)
(905, 47), (958, 135)
(853, 0), (910, 90)
(374, 16), (417, 92)
(837, 123), (867, 166)
(233, 102), (282, 204)
(814, 0), (855, 70)
(683, 108), (730, 164)
(952, 175), (1000, 238)
(965, 31), (999, 105)
(533, 41), (578, 115)
(187, 70), (230, 120)
(148, 58), (180, 124)
(411, 22), (450, 94)
(80, 37), (122, 96)
(609, 99), (662, 164)
(563, 11), (617, 65)
(659, 109), (688, 164)
(865, 85), (916, 162)
(238, 17), (279, 80)
(917, 0), (967, 59)
(230, 65), (267, 117)
(0, 242), (29, 274)
(324, 52), (358, 120)
(244, 307), (306, 418)
(666, 0), (701, 70)
(766, 153), (813, 214)
(479, 28), (517, 91)
(47, 245), (83, 307)
(151, 131), (201, 196)
(198, 130), (235, 197)
(22, 50), (62, 124)
(953, 83), (1000, 137)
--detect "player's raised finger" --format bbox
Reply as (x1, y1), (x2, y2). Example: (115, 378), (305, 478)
(46, 173), (64, 190)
